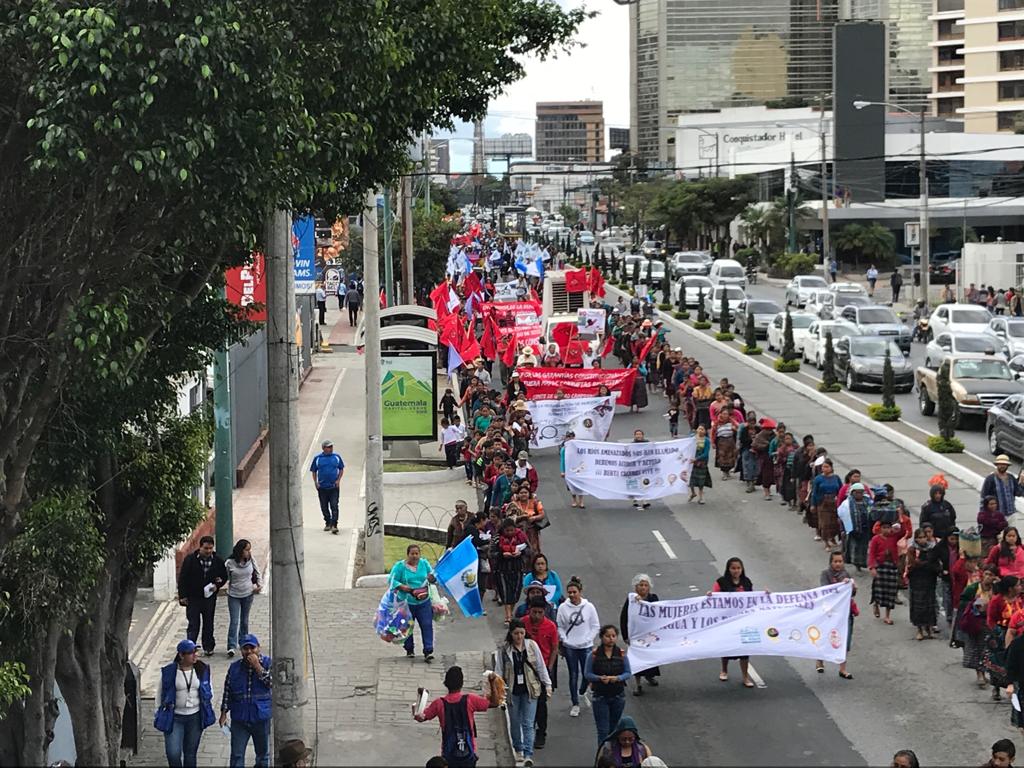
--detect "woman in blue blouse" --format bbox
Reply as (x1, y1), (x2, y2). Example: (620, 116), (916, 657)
(810, 458), (843, 550)
(388, 544), (437, 661)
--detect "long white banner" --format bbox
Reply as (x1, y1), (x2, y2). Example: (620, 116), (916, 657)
(526, 396), (615, 449)
(625, 583), (853, 673)
(563, 438), (695, 500)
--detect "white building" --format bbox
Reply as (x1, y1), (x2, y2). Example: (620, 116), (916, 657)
(509, 160), (615, 214)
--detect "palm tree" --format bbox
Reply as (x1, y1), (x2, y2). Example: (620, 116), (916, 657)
(834, 222), (896, 268)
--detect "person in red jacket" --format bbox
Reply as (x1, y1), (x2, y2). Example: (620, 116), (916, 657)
(414, 665), (493, 763)
(514, 451), (539, 494)
(869, 520), (901, 625)
(523, 597), (558, 751)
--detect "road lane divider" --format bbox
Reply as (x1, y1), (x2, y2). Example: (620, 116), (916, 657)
(652, 530), (678, 559)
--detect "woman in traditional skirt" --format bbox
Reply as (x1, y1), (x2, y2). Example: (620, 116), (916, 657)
(905, 528), (941, 641)
(692, 378), (714, 431)
(810, 458), (842, 549)
(1006, 630), (1024, 729)
(751, 423), (774, 500)
(840, 484), (874, 570)
(494, 518), (528, 624)
(775, 432), (799, 510)
(630, 364), (650, 413)
(816, 550), (856, 679)
(957, 563), (997, 688)
(869, 519), (901, 625)
(712, 410), (737, 480)
(689, 425), (712, 504)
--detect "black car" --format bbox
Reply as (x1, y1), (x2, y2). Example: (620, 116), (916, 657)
(834, 336), (914, 392)
(987, 393), (1024, 459)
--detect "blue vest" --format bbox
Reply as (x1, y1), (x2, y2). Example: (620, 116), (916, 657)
(154, 662), (216, 733)
(226, 656), (273, 722)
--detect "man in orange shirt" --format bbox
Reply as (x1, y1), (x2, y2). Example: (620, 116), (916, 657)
(523, 597), (558, 750)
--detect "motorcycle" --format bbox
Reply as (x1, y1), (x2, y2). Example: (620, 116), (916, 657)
(745, 257), (759, 285)
(912, 318), (930, 343)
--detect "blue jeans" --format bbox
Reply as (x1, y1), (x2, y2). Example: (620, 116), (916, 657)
(164, 711), (203, 768)
(229, 717), (270, 768)
(564, 647), (589, 706)
(592, 692), (625, 745)
(227, 594), (254, 651)
(317, 486), (339, 527)
(506, 692), (538, 758)
(403, 599), (434, 655)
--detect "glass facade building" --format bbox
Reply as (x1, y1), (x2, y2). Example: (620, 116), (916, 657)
(848, 0), (932, 111)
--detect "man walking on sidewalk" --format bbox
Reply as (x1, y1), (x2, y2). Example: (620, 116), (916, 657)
(310, 439), (344, 533)
(890, 270), (903, 305)
(219, 634), (273, 768)
(177, 536), (228, 656)
(345, 283), (362, 327)
(315, 283), (327, 325)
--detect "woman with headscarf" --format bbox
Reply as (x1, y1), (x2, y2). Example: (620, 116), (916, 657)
(905, 527), (941, 641)
(737, 412), (759, 492)
(957, 563), (998, 688)
(920, 484), (957, 540)
(711, 408), (737, 481)
(711, 558), (756, 687)
(839, 483), (873, 570)
(593, 716), (652, 768)
(689, 425), (712, 504)
(816, 550), (856, 679)
(811, 458), (843, 549)
(620, 574), (661, 696)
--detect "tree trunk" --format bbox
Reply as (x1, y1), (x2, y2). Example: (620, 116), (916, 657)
(0, 618), (61, 766)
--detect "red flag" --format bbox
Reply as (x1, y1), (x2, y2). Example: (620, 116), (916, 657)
(588, 267), (606, 298)
(551, 322), (578, 350)
(459, 320), (481, 362)
(565, 269), (589, 293)
(480, 318), (497, 360)
(634, 333), (656, 367)
(430, 281), (451, 318)
(462, 271), (483, 297)
(501, 338), (517, 368)
(562, 340), (585, 366)
(528, 286), (540, 303)
(437, 312), (462, 349)
(600, 333), (615, 358)
(379, 288), (386, 309)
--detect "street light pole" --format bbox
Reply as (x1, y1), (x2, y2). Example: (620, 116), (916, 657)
(818, 95), (831, 278)
(362, 190), (385, 574)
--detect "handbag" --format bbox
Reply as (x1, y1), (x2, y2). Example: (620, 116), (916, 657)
(958, 600), (985, 636)
(533, 516), (551, 531)
(154, 703), (175, 734)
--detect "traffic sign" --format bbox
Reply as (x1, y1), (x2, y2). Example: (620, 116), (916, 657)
(904, 221), (921, 247)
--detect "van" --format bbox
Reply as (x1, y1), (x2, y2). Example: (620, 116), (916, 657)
(708, 258), (746, 290)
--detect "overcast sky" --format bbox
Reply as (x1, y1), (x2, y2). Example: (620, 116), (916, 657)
(441, 1), (629, 173)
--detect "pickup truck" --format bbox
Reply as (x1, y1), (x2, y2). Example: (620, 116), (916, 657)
(915, 354), (1024, 419)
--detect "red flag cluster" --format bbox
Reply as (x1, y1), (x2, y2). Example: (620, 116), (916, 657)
(564, 267), (605, 298)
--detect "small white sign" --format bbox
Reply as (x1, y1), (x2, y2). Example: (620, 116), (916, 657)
(905, 222), (921, 247)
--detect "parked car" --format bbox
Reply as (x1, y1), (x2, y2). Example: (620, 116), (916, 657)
(924, 332), (1003, 369)
(623, 254), (646, 276)
(638, 259), (666, 285)
(802, 319), (863, 368)
(988, 317), (1024, 358)
(785, 275), (830, 307)
(928, 303), (992, 338)
(670, 251), (710, 278)
(835, 336), (915, 392)
(702, 284), (747, 321)
(673, 276), (714, 309)
(733, 299), (783, 339)
(807, 290), (871, 320)
(916, 354), (1024, 421)
(987, 393), (1024, 458)
(930, 260), (958, 285)
(765, 311), (816, 354)
(838, 304), (911, 354)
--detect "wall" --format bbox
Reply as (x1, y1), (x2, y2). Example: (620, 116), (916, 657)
(228, 328), (268, 473)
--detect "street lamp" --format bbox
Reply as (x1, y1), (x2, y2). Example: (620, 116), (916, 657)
(853, 99), (930, 305)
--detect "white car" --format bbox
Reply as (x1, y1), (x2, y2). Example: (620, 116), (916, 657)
(928, 303), (992, 337)
(638, 259), (666, 285)
(702, 285), (747, 321)
(828, 282), (868, 297)
(988, 317), (1024, 358)
(765, 311), (816, 353)
(672, 276), (714, 308)
(670, 251), (710, 278)
(924, 332), (1004, 369)
(578, 230), (595, 245)
(802, 319), (862, 368)
(785, 275), (830, 307)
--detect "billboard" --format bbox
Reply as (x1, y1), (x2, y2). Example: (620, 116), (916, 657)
(291, 215), (317, 294)
(833, 22), (886, 203)
(225, 251), (267, 322)
(381, 351), (437, 440)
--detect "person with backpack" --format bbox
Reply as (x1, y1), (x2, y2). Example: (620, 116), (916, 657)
(414, 666), (493, 767)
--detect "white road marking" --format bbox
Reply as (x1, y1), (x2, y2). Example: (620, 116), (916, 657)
(747, 663), (768, 688)
(302, 367), (347, 470)
(652, 530), (677, 559)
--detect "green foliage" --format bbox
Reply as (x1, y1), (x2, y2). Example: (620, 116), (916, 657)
(337, 225), (364, 276)
(558, 203), (580, 226)
(735, 247), (759, 264)
(771, 251), (818, 278)
(658, 302), (672, 311)
(715, 332), (735, 342)
(868, 404), (902, 421)
(928, 435), (965, 453)
(744, 311), (757, 351)
(817, 382), (842, 392)
(822, 332), (838, 389)
(694, 321), (713, 330)
(882, 349), (896, 409)
(648, 177), (755, 246)
(774, 358), (801, 372)
(674, 311), (690, 320)
(834, 223), (897, 268)
(781, 307), (797, 361)
(936, 359), (959, 440)
(742, 345), (763, 355)
(0, 660), (31, 718)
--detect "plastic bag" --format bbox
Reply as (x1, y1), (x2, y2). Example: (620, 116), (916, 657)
(429, 583), (451, 622)
(374, 589), (413, 644)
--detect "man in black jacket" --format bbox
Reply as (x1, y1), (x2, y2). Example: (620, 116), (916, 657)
(177, 535), (228, 656)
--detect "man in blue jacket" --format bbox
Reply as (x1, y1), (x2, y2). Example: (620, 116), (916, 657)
(220, 634), (273, 768)
(310, 439), (344, 534)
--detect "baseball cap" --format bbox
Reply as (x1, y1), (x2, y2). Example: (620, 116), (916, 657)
(176, 639), (197, 654)
(321, 439), (333, 448)
(240, 634), (260, 648)
(849, 483), (865, 492)
(517, 450), (529, 460)
(525, 580), (545, 592)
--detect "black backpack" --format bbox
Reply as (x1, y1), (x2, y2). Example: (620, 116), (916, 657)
(441, 695), (477, 767)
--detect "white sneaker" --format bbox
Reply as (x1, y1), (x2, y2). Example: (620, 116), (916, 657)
(514, 752), (525, 766)
(524, 759), (534, 768)
(569, 704), (580, 717)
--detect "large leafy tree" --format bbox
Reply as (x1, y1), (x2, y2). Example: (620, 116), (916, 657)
(834, 222), (897, 268)
(0, 0), (586, 762)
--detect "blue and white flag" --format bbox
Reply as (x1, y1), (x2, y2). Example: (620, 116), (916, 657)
(434, 536), (483, 618)
(446, 343), (464, 377)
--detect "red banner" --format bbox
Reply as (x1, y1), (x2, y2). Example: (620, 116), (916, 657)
(225, 251), (267, 322)
(482, 300), (542, 347)
(518, 368), (637, 406)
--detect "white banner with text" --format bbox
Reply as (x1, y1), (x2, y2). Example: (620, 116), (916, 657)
(526, 396), (616, 450)
(563, 438), (696, 500)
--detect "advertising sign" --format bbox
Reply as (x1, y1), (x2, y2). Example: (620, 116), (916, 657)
(381, 351), (437, 440)
(225, 251), (267, 322)
(563, 437), (696, 500)
(292, 215), (317, 294)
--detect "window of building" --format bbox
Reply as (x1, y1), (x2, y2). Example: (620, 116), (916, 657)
(937, 48), (965, 66)
(997, 111), (1024, 130)
(999, 20), (1024, 41)
(937, 71), (960, 91)
(937, 19), (959, 40)
(999, 81), (1024, 100)
(1001, 50), (1024, 71)
(937, 0), (964, 9)
(1000, 0), (1024, 10)
(936, 97), (964, 117)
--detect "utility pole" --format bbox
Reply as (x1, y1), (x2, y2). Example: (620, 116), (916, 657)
(264, 209), (308, 749)
(919, 108), (931, 306)
(787, 151), (798, 254)
(819, 95), (831, 279)
(401, 174), (414, 304)
(382, 189), (395, 306)
(362, 191), (385, 573)
(212, 291), (233, 559)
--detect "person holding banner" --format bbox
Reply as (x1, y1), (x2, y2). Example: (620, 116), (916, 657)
(711, 558), (756, 688)
(620, 575), (661, 696)
(584, 625), (632, 745)
(817, 551), (857, 680)
(560, 431), (586, 509)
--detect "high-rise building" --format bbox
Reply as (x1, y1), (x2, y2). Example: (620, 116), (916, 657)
(427, 139), (450, 176)
(848, 0), (932, 111)
(628, 0), (840, 164)
(930, 0), (1024, 132)
(534, 101), (605, 163)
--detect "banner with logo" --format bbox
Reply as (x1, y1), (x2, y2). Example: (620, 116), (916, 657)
(225, 251), (267, 322)
(483, 300), (542, 347)
(493, 281), (520, 302)
(625, 582), (854, 674)
(563, 438), (696, 500)
(577, 308), (606, 337)
(526, 396), (616, 449)
(291, 216), (316, 294)
(518, 367), (638, 406)
(381, 351), (437, 440)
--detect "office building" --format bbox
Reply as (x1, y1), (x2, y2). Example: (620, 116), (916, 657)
(848, 0), (933, 111)
(609, 127), (631, 151)
(427, 139), (450, 176)
(930, 0), (1024, 132)
(535, 101), (605, 163)
(628, 0), (840, 164)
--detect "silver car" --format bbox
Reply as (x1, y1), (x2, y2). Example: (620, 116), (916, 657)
(703, 285), (747, 321)
(670, 251), (710, 278)
(733, 299), (783, 339)
(785, 275), (829, 307)
(988, 317), (1024, 358)
(839, 304), (911, 354)
(673, 276), (714, 308)
(924, 332), (1004, 369)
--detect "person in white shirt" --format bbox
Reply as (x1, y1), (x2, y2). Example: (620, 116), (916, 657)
(439, 418), (462, 469)
(315, 283), (327, 324)
(866, 265), (879, 297)
(556, 576), (601, 718)
(473, 358), (492, 387)
(336, 280), (347, 309)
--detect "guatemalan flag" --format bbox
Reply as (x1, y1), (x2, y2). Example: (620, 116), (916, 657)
(434, 536), (483, 618)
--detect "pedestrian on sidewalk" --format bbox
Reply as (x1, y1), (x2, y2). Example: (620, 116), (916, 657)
(446, 501), (471, 549)
(866, 265), (879, 297)
(310, 439), (344, 534)
(219, 634), (272, 768)
(345, 283), (362, 327)
(500, 618), (551, 767)
(440, 418), (462, 469)
(414, 665), (493, 767)
(829, 257), (838, 283)
(336, 279), (347, 310)
(556, 576), (600, 719)
(890, 270), (903, 305)
(523, 597), (559, 751)
(278, 739), (313, 768)
(154, 639), (216, 768)
(389, 543), (438, 662)
(980, 455), (1024, 519)
(584, 624), (631, 745)
(224, 539), (263, 657)
(177, 536), (227, 656)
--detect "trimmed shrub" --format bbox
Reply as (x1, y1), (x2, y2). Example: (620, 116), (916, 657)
(868, 404), (901, 422)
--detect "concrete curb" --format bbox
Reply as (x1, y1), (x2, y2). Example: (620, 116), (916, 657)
(606, 285), (987, 491)
(383, 469), (457, 486)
